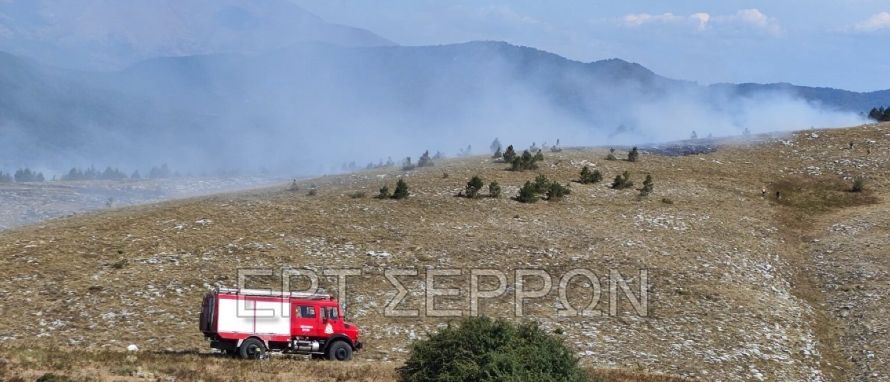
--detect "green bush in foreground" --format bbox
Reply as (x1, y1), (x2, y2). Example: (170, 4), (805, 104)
(400, 317), (589, 382)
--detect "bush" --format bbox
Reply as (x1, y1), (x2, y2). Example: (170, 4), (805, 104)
(502, 145), (517, 163)
(661, 197), (674, 204)
(516, 181), (539, 203)
(639, 174), (654, 196)
(393, 178), (410, 199)
(377, 185), (391, 199)
(534, 149), (545, 162)
(851, 177), (865, 193)
(488, 181), (501, 198)
(401, 157), (416, 171)
(400, 317), (588, 382)
(578, 166), (602, 184)
(611, 171), (634, 190)
(349, 191), (367, 199)
(627, 147), (640, 162)
(418, 151), (434, 167)
(546, 182), (571, 201)
(465, 175), (484, 198)
(510, 150), (539, 171)
(532, 174), (552, 193)
(605, 148), (617, 161)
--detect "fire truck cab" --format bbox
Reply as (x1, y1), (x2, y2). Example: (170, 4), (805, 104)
(199, 288), (362, 360)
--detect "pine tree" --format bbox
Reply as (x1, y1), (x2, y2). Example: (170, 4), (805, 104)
(639, 174), (654, 196)
(377, 185), (391, 199)
(606, 147), (617, 161)
(418, 150), (434, 167)
(393, 178), (410, 199)
(532, 174), (551, 193)
(690, 131), (698, 140)
(627, 146), (640, 162)
(502, 145), (517, 162)
(578, 166), (603, 184)
(534, 149), (544, 162)
(488, 181), (501, 198)
(545, 183), (571, 201)
(401, 157), (416, 171)
(465, 176), (484, 198)
(492, 146), (502, 159)
(516, 181), (539, 203)
(611, 171), (634, 190)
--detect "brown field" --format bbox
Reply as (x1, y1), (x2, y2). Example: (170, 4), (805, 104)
(1, 123), (889, 381)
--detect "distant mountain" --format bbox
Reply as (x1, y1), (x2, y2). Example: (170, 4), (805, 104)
(0, 41), (884, 174)
(711, 82), (890, 113)
(0, 0), (394, 70)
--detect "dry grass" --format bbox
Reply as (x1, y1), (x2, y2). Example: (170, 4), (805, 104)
(0, 347), (690, 382)
(2, 123), (890, 381)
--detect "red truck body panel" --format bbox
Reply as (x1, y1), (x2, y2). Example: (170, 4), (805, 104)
(199, 288), (361, 354)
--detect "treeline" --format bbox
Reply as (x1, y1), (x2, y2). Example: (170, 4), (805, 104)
(868, 106), (890, 122)
(62, 164), (175, 181)
(0, 168), (46, 183)
(0, 164), (179, 183)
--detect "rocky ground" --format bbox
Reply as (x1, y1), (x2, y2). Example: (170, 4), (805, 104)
(0, 123), (888, 381)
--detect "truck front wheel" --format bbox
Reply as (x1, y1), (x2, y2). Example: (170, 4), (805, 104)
(327, 341), (353, 361)
(239, 338), (267, 360)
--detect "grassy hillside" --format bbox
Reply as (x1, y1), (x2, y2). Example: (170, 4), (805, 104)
(1, 123), (888, 381)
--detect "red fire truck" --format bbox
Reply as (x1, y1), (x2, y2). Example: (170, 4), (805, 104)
(199, 288), (362, 360)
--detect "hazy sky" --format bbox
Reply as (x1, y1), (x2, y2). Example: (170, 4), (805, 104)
(292, 0), (890, 91)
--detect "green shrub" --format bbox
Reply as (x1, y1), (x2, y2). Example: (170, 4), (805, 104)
(488, 181), (501, 198)
(418, 150), (434, 167)
(510, 150), (540, 171)
(532, 174), (552, 193)
(627, 147), (640, 162)
(503, 145), (517, 163)
(516, 181), (539, 203)
(377, 185), (391, 199)
(611, 171), (634, 190)
(578, 166), (603, 184)
(851, 177), (865, 193)
(400, 317), (588, 382)
(349, 191), (367, 199)
(393, 178), (410, 199)
(639, 174), (653, 196)
(534, 149), (545, 162)
(605, 148), (617, 161)
(546, 182), (571, 201)
(401, 157), (416, 171)
(465, 176), (484, 198)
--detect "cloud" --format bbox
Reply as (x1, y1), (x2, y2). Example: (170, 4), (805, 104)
(853, 12), (890, 32)
(622, 9), (780, 35)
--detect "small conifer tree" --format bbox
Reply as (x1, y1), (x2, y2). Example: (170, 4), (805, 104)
(627, 147), (640, 162)
(393, 178), (410, 199)
(488, 181), (501, 198)
(465, 176), (484, 198)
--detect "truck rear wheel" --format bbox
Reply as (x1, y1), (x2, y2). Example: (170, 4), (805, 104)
(239, 338), (267, 360)
(327, 341), (353, 361)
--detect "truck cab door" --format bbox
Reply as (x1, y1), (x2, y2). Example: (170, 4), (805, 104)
(291, 304), (320, 337)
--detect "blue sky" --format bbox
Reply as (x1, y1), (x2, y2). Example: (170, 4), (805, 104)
(292, 0), (890, 91)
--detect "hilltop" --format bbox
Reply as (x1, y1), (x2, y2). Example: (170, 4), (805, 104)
(1, 123), (889, 381)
